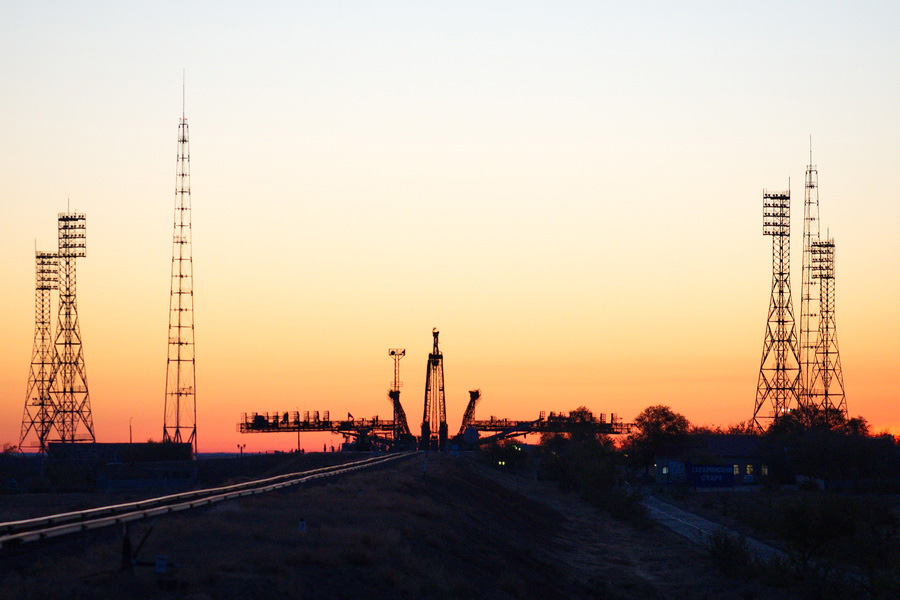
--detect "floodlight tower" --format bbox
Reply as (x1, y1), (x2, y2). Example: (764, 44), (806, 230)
(19, 251), (59, 452)
(799, 147), (821, 406)
(388, 348), (411, 440)
(49, 211), (95, 443)
(163, 89), (198, 453)
(421, 328), (447, 450)
(808, 238), (847, 423)
(753, 188), (801, 430)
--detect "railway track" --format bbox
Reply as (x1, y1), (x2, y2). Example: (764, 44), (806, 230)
(0, 452), (412, 550)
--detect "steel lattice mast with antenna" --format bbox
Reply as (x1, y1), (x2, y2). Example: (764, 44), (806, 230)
(807, 238), (847, 423)
(421, 328), (448, 451)
(798, 146), (821, 406)
(49, 211), (95, 442)
(163, 88), (197, 453)
(19, 250), (59, 452)
(388, 348), (412, 441)
(753, 188), (801, 430)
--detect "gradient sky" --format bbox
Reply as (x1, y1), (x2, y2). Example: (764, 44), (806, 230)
(1, 2), (898, 452)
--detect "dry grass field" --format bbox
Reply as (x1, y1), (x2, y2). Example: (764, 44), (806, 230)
(0, 453), (796, 600)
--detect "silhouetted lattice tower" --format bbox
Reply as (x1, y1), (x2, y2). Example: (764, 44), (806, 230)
(19, 250), (59, 452)
(807, 238), (847, 423)
(50, 211), (95, 443)
(421, 328), (447, 450)
(164, 94), (197, 453)
(753, 188), (801, 430)
(388, 348), (411, 440)
(799, 148), (821, 406)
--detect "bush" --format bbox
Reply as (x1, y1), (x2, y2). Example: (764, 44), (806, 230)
(706, 529), (754, 578)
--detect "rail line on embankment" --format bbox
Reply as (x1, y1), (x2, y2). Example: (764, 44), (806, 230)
(0, 452), (412, 550)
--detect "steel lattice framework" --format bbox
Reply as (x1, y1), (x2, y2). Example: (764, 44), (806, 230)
(19, 251), (59, 452)
(163, 104), (197, 453)
(753, 189), (801, 430)
(388, 348), (411, 439)
(421, 328), (448, 450)
(807, 238), (847, 423)
(49, 212), (95, 443)
(798, 154), (821, 407)
(457, 389), (481, 438)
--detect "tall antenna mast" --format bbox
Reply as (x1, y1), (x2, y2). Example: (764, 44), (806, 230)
(421, 328), (448, 450)
(19, 250), (59, 452)
(753, 187), (801, 430)
(163, 82), (198, 453)
(798, 138), (821, 406)
(50, 210), (95, 443)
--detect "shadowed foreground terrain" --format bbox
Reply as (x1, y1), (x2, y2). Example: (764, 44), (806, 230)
(0, 453), (791, 600)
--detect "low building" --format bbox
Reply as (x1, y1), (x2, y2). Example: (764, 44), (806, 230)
(654, 434), (769, 487)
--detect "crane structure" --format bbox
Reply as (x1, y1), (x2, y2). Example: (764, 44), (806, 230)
(807, 238), (847, 423)
(798, 152), (821, 408)
(753, 188), (801, 430)
(19, 251), (59, 452)
(163, 93), (198, 454)
(49, 211), (95, 443)
(388, 348), (412, 442)
(421, 328), (448, 451)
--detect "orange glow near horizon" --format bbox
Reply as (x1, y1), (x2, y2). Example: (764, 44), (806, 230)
(1, 4), (897, 452)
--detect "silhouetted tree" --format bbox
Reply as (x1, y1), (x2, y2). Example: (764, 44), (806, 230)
(842, 416), (870, 437)
(623, 405), (691, 470)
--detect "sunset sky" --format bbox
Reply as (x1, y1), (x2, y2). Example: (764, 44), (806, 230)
(1, 2), (897, 452)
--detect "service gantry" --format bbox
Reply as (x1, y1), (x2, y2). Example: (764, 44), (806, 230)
(421, 328), (448, 450)
(19, 250), (59, 452)
(49, 211), (95, 443)
(807, 237), (847, 423)
(753, 188), (802, 430)
(163, 85), (198, 453)
(457, 389), (481, 438)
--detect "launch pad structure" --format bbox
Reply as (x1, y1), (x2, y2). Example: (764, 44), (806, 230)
(421, 328), (448, 451)
(239, 329), (633, 449)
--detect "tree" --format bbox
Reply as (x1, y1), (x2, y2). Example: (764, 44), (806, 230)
(632, 405), (690, 439)
(623, 405), (691, 470)
(842, 416), (870, 437)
